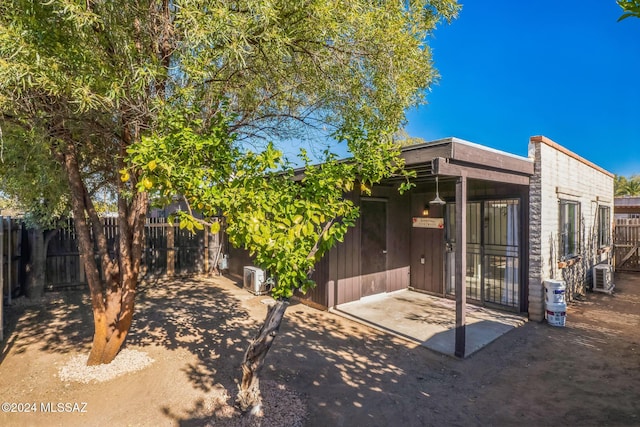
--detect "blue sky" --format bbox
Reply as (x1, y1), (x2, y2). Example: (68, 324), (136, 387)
(404, 0), (640, 176)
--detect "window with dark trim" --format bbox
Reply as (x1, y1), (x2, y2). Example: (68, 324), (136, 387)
(598, 205), (611, 248)
(559, 199), (580, 260)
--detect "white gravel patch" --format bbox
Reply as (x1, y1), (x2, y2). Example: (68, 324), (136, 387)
(58, 349), (155, 383)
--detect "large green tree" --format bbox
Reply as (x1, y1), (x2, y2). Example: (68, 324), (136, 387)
(127, 104), (415, 413)
(0, 0), (170, 365)
(0, 0), (458, 375)
(618, 0), (640, 20)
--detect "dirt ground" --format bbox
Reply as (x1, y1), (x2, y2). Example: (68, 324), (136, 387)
(1, 272), (639, 427)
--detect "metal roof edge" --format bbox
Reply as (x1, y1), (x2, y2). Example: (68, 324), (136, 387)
(401, 137), (533, 164)
(449, 137), (534, 163)
(399, 137), (455, 152)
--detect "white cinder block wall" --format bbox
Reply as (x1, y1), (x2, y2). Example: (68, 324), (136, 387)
(528, 136), (614, 321)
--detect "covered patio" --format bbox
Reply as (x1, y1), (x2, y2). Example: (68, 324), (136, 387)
(293, 137), (536, 358)
(332, 288), (526, 357)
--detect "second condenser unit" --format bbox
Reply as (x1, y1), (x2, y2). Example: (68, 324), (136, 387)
(243, 266), (273, 295)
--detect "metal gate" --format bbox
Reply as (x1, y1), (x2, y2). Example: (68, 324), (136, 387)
(445, 199), (521, 310)
(614, 218), (640, 271)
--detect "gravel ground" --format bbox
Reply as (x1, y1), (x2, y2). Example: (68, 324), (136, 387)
(56, 347), (305, 426)
(58, 349), (155, 383)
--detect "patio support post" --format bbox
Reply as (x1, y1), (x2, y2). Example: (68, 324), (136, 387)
(454, 175), (467, 358)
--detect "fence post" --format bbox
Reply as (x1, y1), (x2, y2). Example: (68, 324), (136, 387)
(1, 216), (4, 342)
(203, 228), (209, 274)
(166, 220), (175, 276)
(7, 217), (11, 305)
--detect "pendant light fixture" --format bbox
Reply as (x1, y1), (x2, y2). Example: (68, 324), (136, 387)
(429, 176), (446, 205)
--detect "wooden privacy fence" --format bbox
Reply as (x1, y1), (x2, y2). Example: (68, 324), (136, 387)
(46, 217), (224, 290)
(1, 216), (21, 341)
(2, 216), (222, 341)
(614, 218), (640, 271)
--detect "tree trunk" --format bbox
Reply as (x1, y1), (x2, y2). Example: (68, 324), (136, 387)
(57, 134), (147, 366)
(63, 142), (113, 364)
(236, 299), (290, 415)
(86, 188), (147, 365)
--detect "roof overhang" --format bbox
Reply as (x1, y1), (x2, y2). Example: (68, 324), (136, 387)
(385, 137), (534, 185)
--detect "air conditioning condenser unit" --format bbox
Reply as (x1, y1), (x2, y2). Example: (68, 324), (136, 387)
(592, 263), (615, 294)
(243, 266), (274, 296)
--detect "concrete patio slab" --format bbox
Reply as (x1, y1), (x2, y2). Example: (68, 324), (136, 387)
(331, 289), (526, 357)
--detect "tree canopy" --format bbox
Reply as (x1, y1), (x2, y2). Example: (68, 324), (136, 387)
(0, 0), (460, 410)
(618, 0), (640, 20)
(1, 0), (459, 221)
(0, 122), (70, 228)
(119, 0), (462, 306)
(122, 0), (460, 412)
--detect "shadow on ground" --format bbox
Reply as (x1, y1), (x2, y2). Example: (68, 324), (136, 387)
(129, 277), (255, 393)
(1, 291), (92, 357)
(1, 273), (639, 427)
(174, 273), (640, 427)
(0, 277), (257, 425)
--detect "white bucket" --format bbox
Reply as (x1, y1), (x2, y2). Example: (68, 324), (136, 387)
(544, 279), (566, 304)
(545, 302), (567, 327)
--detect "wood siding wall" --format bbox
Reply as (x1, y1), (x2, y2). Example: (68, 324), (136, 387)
(334, 210), (362, 305)
(229, 177), (528, 310)
(302, 187), (413, 308)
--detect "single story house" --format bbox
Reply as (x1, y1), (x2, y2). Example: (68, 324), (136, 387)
(229, 135), (614, 347)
